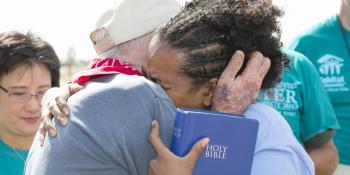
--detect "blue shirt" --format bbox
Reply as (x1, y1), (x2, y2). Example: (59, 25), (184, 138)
(245, 104), (315, 175)
(26, 74), (314, 175)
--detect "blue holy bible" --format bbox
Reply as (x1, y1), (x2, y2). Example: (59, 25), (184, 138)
(170, 108), (259, 175)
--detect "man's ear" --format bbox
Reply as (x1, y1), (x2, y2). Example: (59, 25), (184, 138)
(202, 78), (219, 108)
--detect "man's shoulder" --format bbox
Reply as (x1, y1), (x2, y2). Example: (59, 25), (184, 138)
(84, 74), (172, 102)
(300, 15), (337, 37)
(282, 48), (307, 61)
(289, 15), (338, 50)
(67, 74), (175, 120)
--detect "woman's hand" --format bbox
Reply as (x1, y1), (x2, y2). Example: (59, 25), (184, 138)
(148, 120), (209, 175)
(39, 83), (84, 146)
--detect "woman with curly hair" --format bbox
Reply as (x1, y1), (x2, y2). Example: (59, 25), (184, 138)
(143, 0), (288, 107)
(145, 0), (314, 174)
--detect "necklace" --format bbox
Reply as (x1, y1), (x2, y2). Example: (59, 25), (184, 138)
(10, 146), (26, 163)
(337, 15), (350, 58)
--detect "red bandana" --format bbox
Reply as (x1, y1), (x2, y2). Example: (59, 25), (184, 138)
(71, 58), (143, 85)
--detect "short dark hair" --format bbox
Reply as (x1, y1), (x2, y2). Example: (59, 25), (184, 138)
(159, 0), (288, 89)
(0, 31), (60, 87)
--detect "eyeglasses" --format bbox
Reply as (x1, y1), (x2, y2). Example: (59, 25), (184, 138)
(0, 85), (48, 103)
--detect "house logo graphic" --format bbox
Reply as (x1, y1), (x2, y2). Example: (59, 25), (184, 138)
(317, 54), (348, 92)
(317, 54), (343, 75)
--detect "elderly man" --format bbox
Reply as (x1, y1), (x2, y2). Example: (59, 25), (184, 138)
(25, 0), (271, 175)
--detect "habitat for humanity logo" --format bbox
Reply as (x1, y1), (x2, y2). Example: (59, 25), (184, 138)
(318, 54), (343, 75)
(317, 54), (348, 92)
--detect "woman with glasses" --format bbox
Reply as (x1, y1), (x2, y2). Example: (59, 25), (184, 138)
(0, 31), (60, 175)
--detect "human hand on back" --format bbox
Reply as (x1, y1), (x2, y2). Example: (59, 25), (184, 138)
(39, 83), (84, 146)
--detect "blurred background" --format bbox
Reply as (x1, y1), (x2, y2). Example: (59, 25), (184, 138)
(0, 0), (341, 84)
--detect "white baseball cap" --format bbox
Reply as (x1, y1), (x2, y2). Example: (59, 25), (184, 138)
(90, 0), (181, 55)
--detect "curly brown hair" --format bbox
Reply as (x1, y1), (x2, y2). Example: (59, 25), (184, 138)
(159, 0), (288, 89)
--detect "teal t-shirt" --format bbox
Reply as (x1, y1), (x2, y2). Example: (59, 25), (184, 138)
(258, 49), (339, 146)
(289, 15), (350, 164)
(0, 140), (29, 175)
